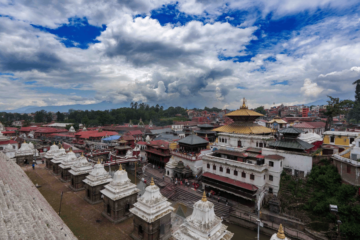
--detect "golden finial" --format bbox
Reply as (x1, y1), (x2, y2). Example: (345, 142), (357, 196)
(69, 147), (73, 152)
(23, 140), (26, 143)
(277, 224), (286, 239)
(97, 158), (100, 164)
(240, 97), (248, 109)
(119, 164), (123, 171)
(60, 144), (63, 149)
(205, 134), (208, 138)
(202, 191), (207, 202)
(215, 137), (218, 143)
(150, 177), (155, 186)
(53, 142), (55, 145)
(81, 151), (84, 157)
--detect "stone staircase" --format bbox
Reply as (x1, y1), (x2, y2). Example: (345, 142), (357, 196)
(172, 188), (231, 218)
(0, 152), (76, 240)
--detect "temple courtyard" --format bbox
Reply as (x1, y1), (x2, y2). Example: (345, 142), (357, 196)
(24, 163), (134, 240)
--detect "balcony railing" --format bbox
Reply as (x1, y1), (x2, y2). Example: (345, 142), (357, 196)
(171, 151), (198, 161)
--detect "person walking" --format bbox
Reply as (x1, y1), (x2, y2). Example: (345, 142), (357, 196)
(32, 162), (35, 170)
(163, 175), (165, 181)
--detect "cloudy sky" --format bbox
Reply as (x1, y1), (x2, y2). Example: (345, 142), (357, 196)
(1, 0), (360, 111)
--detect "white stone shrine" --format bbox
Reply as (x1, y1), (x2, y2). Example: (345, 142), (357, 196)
(165, 156), (178, 178)
(270, 224), (288, 240)
(172, 192), (234, 240)
(69, 152), (93, 191)
(100, 164), (140, 223)
(59, 148), (78, 182)
(130, 178), (174, 240)
(44, 143), (59, 169)
(50, 145), (67, 175)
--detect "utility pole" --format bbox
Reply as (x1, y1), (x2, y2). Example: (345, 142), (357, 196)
(58, 191), (63, 216)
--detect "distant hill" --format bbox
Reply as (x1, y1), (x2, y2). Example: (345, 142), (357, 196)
(2, 101), (129, 113)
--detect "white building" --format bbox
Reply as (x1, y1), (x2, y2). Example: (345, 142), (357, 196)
(165, 156), (178, 178)
(215, 133), (274, 149)
(172, 192), (234, 240)
(202, 146), (284, 204)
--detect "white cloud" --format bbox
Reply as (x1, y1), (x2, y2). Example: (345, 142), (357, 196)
(301, 78), (324, 97)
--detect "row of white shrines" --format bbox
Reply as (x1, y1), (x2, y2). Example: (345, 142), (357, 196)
(37, 142), (286, 240)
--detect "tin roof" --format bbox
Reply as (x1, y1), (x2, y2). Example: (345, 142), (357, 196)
(178, 134), (209, 145)
(268, 139), (313, 150)
(278, 127), (302, 134)
(202, 172), (258, 191)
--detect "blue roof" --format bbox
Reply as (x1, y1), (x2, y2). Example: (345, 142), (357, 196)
(103, 135), (121, 141)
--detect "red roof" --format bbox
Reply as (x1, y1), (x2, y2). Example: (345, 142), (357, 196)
(5, 127), (18, 131)
(128, 130), (143, 135)
(122, 135), (135, 141)
(75, 130), (118, 139)
(148, 140), (169, 147)
(136, 141), (147, 145)
(19, 127), (38, 132)
(294, 122), (325, 129)
(202, 172), (258, 191)
(256, 154), (265, 159)
(50, 133), (76, 137)
(35, 127), (68, 133)
(265, 155), (284, 160)
(1, 131), (15, 134)
(0, 140), (18, 145)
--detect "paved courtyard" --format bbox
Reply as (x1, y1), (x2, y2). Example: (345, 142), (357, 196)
(24, 164), (133, 240)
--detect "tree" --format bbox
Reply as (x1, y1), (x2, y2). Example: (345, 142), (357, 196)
(324, 96), (352, 131)
(56, 111), (65, 122)
(254, 106), (266, 115)
(347, 79), (360, 123)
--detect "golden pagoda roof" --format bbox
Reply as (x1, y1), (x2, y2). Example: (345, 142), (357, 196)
(268, 118), (287, 124)
(226, 98), (264, 117)
(213, 122), (275, 134)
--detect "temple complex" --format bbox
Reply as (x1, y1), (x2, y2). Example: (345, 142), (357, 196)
(100, 165), (140, 223)
(114, 140), (132, 156)
(51, 145), (67, 175)
(172, 192), (234, 240)
(173, 160), (193, 179)
(44, 143), (59, 169)
(130, 178), (174, 240)
(213, 98), (274, 149)
(171, 134), (211, 175)
(266, 116), (288, 131)
(145, 140), (171, 168)
(83, 159), (112, 204)
(59, 148), (78, 182)
(15, 141), (34, 166)
(69, 152), (93, 191)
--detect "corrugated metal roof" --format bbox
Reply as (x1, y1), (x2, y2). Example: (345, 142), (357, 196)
(268, 139), (313, 150)
(178, 134), (208, 145)
(202, 172), (258, 191)
(278, 127), (302, 134)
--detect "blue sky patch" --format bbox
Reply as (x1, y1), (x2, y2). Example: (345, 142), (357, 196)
(0, 72), (14, 76)
(271, 80), (289, 86)
(31, 17), (106, 49)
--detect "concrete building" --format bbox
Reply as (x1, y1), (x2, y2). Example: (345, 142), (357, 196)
(101, 165), (140, 223)
(322, 131), (359, 157)
(172, 192), (233, 240)
(83, 159), (112, 204)
(130, 178), (174, 240)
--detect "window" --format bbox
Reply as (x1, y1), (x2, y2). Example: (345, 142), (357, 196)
(226, 168), (230, 174)
(256, 142), (258, 147)
(207, 164), (210, 169)
(213, 165), (216, 170)
(330, 136), (335, 143)
(350, 138), (355, 144)
(242, 172), (246, 178)
(250, 174), (255, 180)
(238, 141), (242, 147)
(0, 147), (3, 150)
(269, 175), (273, 181)
(347, 165), (351, 174)
(269, 161), (274, 167)
(220, 166), (223, 172)
(269, 187), (273, 193)
(234, 170), (238, 176)
(259, 143), (263, 148)
(264, 175), (265, 180)
(280, 161), (282, 167)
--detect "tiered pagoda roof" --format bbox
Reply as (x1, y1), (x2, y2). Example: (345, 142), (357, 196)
(213, 98), (274, 135)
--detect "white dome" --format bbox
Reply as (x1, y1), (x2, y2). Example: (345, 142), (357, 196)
(111, 165), (130, 186)
(28, 142), (34, 149)
(125, 150), (133, 158)
(146, 135), (151, 142)
(83, 126), (87, 131)
(69, 126), (76, 133)
(50, 143), (60, 151)
(6, 144), (13, 150)
(90, 160), (108, 176)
